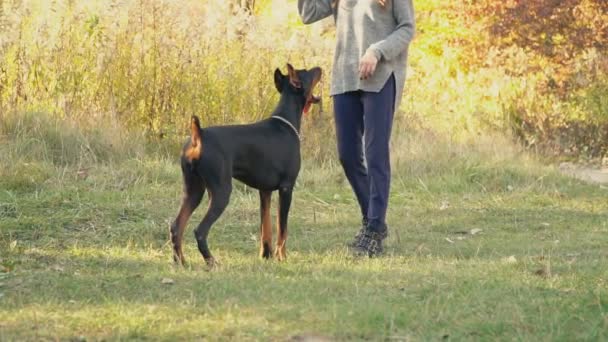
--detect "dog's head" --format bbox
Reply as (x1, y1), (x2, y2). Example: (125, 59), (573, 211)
(274, 64), (322, 114)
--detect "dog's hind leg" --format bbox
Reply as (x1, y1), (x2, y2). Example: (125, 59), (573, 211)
(194, 183), (232, 267)
(170, 167), (205, 265)
(259, 190), (273, 259)
(275, 186), (293, 261)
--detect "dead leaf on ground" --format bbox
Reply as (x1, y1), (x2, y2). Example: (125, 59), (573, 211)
(503, 255), (517, 264)
(161, 278), (175, 285)
(469, 228), (483, 235)
(76, 168), (89, 180)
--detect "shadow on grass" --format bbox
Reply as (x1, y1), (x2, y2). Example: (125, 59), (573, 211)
(2, 228), (608, 341)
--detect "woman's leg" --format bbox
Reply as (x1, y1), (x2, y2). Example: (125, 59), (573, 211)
(333, 91), (369, 220)
(361, 74), (396, 232)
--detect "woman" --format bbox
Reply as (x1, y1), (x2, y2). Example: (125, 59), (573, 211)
(298, 0), (415, 256)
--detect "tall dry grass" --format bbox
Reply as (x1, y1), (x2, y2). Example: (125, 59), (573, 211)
(0, 0), (605, 166)
(0, 0), (330, 140)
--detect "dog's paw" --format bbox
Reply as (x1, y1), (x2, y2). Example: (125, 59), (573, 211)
(260, 242), (273, 259)
(172, 254), (188, 267)
(204, 257), (221, 270)
(274, 248), (287, 262)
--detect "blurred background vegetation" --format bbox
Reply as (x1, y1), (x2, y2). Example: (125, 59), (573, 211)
(0, 0), (606, 165)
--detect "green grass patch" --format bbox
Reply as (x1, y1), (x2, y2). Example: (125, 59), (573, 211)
(1, 138), (607, 340)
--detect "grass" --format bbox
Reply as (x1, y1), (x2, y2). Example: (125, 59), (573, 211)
(1, 0), (606, 339)
(1, 118), (607, 341)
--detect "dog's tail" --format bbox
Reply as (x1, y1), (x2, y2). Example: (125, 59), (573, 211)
(185, 116), (203, 161)
(191, 116), (202, 148)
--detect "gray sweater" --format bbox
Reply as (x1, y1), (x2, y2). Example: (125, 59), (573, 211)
(298, 0), (415, 110)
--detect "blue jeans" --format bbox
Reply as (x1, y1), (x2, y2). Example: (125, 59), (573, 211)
(333, 74), (396, 230)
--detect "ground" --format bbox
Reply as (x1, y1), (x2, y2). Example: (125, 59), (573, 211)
(559, 162), (608, 185)
(1, 156), (607, 341)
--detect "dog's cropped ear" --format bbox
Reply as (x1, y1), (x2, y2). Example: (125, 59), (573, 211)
(286, 63), (302, 89)
(274, 68), (285, 93)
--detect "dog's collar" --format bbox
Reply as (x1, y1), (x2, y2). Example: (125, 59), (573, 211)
(271, 116), (300, 142)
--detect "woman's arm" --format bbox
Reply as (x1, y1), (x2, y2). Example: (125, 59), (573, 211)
(367, 0), (415, 61)
(298, 0), (334, 24)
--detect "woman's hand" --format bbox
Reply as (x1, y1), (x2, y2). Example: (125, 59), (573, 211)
(359, 50), (379, 80)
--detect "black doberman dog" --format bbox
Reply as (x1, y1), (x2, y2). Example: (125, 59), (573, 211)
(170, 64), (322, 266)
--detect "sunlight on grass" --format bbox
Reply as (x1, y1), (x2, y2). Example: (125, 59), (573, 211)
(1, 0), (607, 339)
(2, 237), (607, 340)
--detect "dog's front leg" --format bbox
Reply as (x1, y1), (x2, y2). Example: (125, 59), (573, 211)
(275, 186), (292, 261)
(259, 190), (273, 259)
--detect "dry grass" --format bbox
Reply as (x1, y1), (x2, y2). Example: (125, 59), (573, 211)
(1, 1), (607, 340)
(1, 117), (607, 340)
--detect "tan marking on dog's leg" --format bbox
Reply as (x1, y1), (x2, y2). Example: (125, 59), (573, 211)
(275, 187), (292, 261)
(259, 190), (273, 258)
